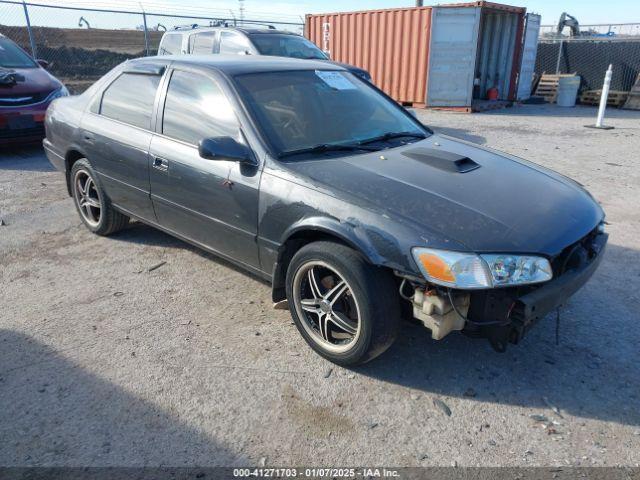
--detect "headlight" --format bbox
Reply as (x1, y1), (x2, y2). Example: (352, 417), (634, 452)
(45, 86), (70, 102)
(481, 254), (553, 286)
(411, 248), (553, 289)
(411, 248), (492, 288)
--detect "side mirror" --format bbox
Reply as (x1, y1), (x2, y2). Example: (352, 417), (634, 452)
(198, 137), (254, 164)
(36, 59), (49, 69)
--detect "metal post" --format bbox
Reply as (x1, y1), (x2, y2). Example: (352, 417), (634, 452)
(142, 12), (150, 56)
(586, 64), (614, 130)
(596, 64), (613, 128)
(22, 1), (37, 59)
(555, 39), (563, 74)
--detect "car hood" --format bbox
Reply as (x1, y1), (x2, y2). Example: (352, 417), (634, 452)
(281, 135), (604, 256)
(0, 66), (61, 95)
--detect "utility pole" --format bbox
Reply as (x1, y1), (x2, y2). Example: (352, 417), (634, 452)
(238, 0), (245, 25)
(416, 0), (424, 6)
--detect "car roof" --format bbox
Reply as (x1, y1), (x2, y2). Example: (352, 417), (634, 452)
(128, 55), (343, 76)
(165, 26), (299, 36)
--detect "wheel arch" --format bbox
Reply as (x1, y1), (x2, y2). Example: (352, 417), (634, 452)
(271, 217), (388, 302)
(64, 147), (88, 196)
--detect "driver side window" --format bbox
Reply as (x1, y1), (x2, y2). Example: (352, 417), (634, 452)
(161, 70), (239, 146)
(219, 32), (252, 55)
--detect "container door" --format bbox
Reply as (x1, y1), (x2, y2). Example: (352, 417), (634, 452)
(516, 13), (541, 101)
(427, 6), (481, 107)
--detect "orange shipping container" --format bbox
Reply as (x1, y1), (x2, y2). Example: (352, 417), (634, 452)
(306, 7), (433, 106)
(306, 2), (533, 110)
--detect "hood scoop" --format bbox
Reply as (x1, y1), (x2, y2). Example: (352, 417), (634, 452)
(402, 148), (480, 173)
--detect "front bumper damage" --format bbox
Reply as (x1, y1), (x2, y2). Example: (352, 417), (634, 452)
(408, 230), (608, 351)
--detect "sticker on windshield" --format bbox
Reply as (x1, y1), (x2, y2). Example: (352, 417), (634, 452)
(315, 70), (357, 90)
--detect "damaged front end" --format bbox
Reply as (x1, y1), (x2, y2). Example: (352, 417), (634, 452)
(400, 225), (608, 351)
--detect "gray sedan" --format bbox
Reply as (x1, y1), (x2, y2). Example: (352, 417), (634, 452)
(43, 55), (607, 365)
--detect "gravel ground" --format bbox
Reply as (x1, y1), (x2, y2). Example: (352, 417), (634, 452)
(1, 104), (639, 468)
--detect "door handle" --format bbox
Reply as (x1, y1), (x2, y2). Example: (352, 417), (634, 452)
(153, 157), (168, 172)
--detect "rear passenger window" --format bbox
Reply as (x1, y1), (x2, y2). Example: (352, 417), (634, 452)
(159, 34), (182, 55)
(190, 32), (217, 54)
(162, 70), (238, 145)
(100, 73), (160, 129)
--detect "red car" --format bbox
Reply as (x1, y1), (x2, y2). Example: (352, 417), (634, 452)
(0, 34), (68, 145)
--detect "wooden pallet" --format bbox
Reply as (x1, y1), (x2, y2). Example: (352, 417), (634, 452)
(534, 73), (577, 103)
(623, 73), (640, 110)
(580, 89), (629, 107)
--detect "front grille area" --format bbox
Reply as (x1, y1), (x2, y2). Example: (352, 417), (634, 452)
(551, 225), (603, 277)
(0, 124), (45, 139)
(0, 90), (52, 107)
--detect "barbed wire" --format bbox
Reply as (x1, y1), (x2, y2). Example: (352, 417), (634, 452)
(20, 0), (305, 23)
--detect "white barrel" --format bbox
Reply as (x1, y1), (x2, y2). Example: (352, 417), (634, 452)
(556, 76), (581, 107)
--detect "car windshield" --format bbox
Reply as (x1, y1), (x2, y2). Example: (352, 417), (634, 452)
(234, 70), (428, 159)
(250, 34), (327, 60)
(0, 38), (36, 68)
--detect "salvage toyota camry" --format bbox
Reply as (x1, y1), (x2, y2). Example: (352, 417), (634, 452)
(43, 56), (607, 365)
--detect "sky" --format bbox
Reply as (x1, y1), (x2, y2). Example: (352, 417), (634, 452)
(301, 0), (640, 24)
(4, 0), (639, 29)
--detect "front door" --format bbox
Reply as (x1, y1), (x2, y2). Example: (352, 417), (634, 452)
(516, 13), (542, 101)
(149, 68), (261, 268)
(427, 6), (481, 107)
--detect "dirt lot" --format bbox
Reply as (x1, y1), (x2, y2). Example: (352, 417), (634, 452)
(1, 104), (639, 468)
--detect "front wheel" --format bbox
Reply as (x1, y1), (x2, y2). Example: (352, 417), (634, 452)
(286, 241), (400, 366)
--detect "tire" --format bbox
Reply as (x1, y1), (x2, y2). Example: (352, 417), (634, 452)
(286, 241), (400, 366)
(70, 158), (129, 236)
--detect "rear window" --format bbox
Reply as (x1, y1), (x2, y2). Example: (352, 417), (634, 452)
(0, 38), (36, 68)
(159, 34), (182, 55)
(100, 73), (160, 129)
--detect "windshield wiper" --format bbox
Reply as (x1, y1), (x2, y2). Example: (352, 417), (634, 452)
(357, 131), (428, 146)
(278, 143), (378, 159)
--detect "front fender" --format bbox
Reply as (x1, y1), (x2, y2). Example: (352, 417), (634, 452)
(281, 215), (389, 266)
(270, 215), (410, 302)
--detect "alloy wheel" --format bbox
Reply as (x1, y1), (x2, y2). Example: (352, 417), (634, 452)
(292, 261), (361, 353)
(73, 169), (102, 227)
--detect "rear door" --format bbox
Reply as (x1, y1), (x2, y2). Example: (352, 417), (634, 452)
(80, 70), (162, 222)
(148, 67), (261, 267)
(188, 31), (219, 54)
(427, 6), (481, 107)
(516, 13), (542, 101)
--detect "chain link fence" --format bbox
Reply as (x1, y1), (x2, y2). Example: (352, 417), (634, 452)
(539, 23), (640, 38)
(535, 37), (640, 94)
(0, 0), (303, 93)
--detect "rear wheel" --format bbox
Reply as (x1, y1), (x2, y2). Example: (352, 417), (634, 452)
(286, 241), (400, 366)
(71, 159), (129, 235)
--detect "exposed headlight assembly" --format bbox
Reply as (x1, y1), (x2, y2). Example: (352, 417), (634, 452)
(45, 86), (70, 102)
(411, 247), (553, 289)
